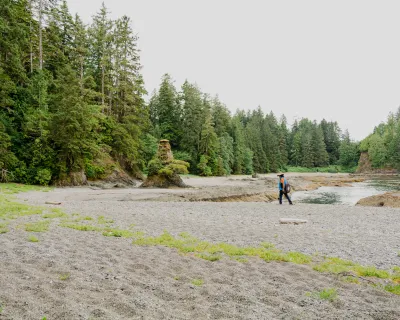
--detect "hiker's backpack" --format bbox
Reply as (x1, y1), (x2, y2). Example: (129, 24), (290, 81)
(284, 181), (291, 194)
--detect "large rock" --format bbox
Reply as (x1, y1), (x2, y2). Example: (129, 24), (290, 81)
(88, 169), (137, 189)
(357, 192), (400, 208)
(141, 139), (190, 189)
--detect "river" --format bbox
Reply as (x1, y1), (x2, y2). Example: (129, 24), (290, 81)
(292, 176), (400, 205)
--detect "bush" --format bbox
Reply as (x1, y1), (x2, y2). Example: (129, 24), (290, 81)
(197, 155), (212, 176)
(35, 169), (52, 186)
(173, 151), (193, 163)
(147, 158), (163, 176)
(85, 160), (106, 179)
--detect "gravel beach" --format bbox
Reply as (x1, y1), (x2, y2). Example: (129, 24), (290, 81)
(1, 179), (400, 319)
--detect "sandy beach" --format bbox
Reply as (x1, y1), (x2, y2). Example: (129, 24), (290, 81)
(1, 175), (400, 319)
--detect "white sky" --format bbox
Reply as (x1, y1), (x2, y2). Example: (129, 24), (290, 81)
(67, 0), (400, 141)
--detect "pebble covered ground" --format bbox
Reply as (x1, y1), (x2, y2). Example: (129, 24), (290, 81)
(0, 184), (397, 319)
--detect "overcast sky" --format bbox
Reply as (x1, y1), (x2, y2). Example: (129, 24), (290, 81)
(67, 0), (400, 141)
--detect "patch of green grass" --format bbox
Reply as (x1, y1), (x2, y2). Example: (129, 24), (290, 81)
(313, 257), (357, 274)
(341, 276), (360, 284)
(195, 253), (222, 261)
(392, 267), (400, 284)
(42, 209), (68, 219)
(384, 284), (400, 295)
(131, 231), (312, 266)
(0, 222), (9, 234)
(60, 222), (102, 232)
(191, 279), (204, 286)
(307, 288), (338, 301)
(285, 252), (313, 264)
(174, 276), (180, 281)
(354, 266), (390, 279)
(24, 220), (50, 232)
(98, 216), (114, 224)
(27, 234), (39, 242)
(232, 257), (248, 263)
(0, 195), (45, 220)
(102, 228), (134, 238)
(59, 273), (70, 281)
(285, 166), (356, 174)
(0, 183), (52, 194)
(69, 214), (94, 222)
(131, 230), (146, 238)
(260, 242), (275, 249)
(313, 257), (390, 279)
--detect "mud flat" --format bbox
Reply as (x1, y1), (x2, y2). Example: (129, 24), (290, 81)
(0, 181), (398, 319)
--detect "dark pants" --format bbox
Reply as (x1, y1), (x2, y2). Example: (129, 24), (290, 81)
(279, 190), (292, 204)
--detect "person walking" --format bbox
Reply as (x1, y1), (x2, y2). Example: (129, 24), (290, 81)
(278, 173), (293, 205)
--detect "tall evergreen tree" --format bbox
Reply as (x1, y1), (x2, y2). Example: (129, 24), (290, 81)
(180, 81), (203, 162)
(154, 74), (181, 147)
(51, 65), (100, 174)
(88, 3), (113, 108)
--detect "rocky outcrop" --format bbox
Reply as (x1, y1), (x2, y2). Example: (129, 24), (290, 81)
(55, 170), (88, 187)
(141, 140), (190, 188)
(356, 152), (397, 174)
(356, 192), (400, 208)
(88, 169), (138, 189)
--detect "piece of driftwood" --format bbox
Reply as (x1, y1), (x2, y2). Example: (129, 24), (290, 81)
(45, 201), (62, 205)
(279, 218), (307, 225)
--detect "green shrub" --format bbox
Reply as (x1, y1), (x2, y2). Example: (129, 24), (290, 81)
(25, 220), (50, 232)
(147, 158), (163, 176)
(35, 169), (52, 186)
(173, 151), (193, 163)
(85, 160), (106, 179)
(197, 156), (213, 176)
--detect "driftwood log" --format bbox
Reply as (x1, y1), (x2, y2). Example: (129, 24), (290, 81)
(279, 218), (308, 225)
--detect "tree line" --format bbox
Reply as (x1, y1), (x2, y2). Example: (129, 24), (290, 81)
(0, 0), (360, 185)
(148, 75), (359, 176)
(359, 108), (400, 170)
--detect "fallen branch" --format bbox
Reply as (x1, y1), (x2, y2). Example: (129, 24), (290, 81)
(45, 201), (62, 205)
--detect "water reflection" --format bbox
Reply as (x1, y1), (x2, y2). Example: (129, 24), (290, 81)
(292, 177), (400, 205)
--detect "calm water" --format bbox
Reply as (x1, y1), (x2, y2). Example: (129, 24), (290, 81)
(292, 177), (400, 205)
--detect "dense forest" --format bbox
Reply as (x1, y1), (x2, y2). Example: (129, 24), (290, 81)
(359, 108), (400, 170)
(1, 0), (361, 185)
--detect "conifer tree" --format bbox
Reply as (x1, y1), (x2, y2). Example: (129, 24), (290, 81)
(51, 65), (100, 174)
(180, 81), (203, 161)
(89, 3), (113, 108)
(312, 123), (329, 167)
(155, 74), (181, 146)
